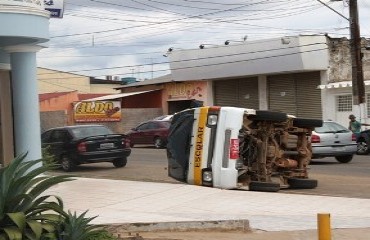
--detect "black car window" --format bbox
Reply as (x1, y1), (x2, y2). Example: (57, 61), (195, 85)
(41, 130), (52, 143)
(50, 130), (70, 143)
(71, 126), (113, 139)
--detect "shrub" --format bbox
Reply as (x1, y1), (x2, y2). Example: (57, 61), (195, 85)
(0, 153), (119, 240)
(58, 211), (118, 240)
(41, 146), (57, 167)
(0, 153), (73, 239)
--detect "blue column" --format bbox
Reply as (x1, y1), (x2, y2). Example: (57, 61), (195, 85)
(7, 46), (42, 164)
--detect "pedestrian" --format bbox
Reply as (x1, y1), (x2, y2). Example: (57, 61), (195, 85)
(348, 114), (370, 139)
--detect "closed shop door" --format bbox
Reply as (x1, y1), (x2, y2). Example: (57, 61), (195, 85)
(268, 72), (322, 118)
(295, 72), (322, 119)
(214, 79), (238, 107)
(268, 74), (297, 115)
(214, 77), (259, 109)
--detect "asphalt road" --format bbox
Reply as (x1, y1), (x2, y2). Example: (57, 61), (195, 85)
(49, 146), (370, 199)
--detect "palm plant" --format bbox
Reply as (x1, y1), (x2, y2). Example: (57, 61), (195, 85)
(58, 211), (117, 240)
(0, 153), (74, 239)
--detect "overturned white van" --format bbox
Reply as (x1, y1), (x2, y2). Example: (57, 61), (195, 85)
(167, 106), (322, 192)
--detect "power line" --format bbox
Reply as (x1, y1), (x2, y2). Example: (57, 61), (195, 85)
(51, 0), (294, 38)
(316, 0), (349, 20)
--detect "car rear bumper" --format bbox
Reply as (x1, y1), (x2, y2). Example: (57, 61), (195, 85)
(312, 144), (357, 157)
(74, 148), (131, 163)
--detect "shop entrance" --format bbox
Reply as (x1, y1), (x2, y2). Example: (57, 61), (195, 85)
(168, 100), (203, 114)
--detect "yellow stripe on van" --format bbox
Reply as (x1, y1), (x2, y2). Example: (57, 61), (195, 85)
(193, 107), (208, 185)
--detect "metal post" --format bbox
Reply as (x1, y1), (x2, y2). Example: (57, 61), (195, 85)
(349, 0), (365, 105)
(318, 213), (331, 240)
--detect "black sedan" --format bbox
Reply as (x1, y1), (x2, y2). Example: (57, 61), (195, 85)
(41, 125), (131, 171)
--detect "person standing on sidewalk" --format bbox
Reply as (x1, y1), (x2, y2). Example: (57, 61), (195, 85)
(348, 114), (370, 139)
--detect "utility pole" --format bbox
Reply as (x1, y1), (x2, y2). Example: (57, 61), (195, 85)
(349, 0), (365, 106)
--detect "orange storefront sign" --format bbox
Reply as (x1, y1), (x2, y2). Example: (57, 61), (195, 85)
(73, 101), (121, 122)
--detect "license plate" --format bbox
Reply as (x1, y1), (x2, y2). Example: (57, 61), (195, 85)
(333, 146), (345, 151)
(100, 143), (114, 149)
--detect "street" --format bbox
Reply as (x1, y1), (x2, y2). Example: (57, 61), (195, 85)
(50, 147), (370, 199)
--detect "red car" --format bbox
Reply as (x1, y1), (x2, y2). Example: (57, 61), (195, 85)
(125, 120), (171, 148)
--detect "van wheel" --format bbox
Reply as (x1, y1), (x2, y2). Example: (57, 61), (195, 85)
(249, 181), (280, 192)
(293, 118), (323, 128)
(335, 155), (353, 163)
(61, 156), (75, 172)
(248, 111), (287, 122)
(113, 158), (127, 168)
(288, 178), (318, 189)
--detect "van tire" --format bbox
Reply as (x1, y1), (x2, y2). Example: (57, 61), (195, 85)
(249, 181), (280, 192)
(248, 111), (287, 122)
(293, 118), (323, 128)
(288, 178), (318, 189)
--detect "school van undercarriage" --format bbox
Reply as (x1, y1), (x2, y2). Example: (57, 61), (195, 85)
(167, 106), (323, 192)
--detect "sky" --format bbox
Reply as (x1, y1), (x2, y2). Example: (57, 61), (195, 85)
(37, 0), (370, 82)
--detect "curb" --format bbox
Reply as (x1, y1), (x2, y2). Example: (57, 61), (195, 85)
(105, 219), (251, 233)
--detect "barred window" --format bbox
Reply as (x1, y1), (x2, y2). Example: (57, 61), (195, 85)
(336, 95), (352, 112)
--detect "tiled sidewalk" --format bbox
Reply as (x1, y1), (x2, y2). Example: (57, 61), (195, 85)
(47, 177), (370, 232)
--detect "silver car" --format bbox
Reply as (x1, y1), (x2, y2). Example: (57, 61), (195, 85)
(311, 121), (357, 163)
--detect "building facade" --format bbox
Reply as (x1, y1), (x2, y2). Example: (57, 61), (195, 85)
(38, 68), (123, 94)
(0, 0), (50, 166)
(120, 35), (370, 129)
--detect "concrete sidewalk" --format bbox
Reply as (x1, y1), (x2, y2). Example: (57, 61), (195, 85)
(47, 177), (370, 239)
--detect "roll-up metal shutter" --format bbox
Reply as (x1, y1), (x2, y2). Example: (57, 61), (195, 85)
(238, 77), (259, 109)
(214, 79), (238, 106)
(268, 74), (297, 115)
(214, 77), (259, 109)
(295, 72), (322, 119)
(268, 72), (322, 118)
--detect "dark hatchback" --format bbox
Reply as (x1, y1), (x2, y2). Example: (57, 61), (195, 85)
(41, 125), (131, 171)
(125, 120), (170, 148)
(357, 129), (370, 155)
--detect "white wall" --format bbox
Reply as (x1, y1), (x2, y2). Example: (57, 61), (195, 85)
(169, 35), (329, 81)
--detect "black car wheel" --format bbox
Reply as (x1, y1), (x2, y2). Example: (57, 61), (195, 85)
(154, 137), (164, 149)
(249, 181), (280, 192)
(113, 157), (127, 168)
(61, 156), (75, 172)
(357, 140), (369, 155)
(335, 155), (353, 163)
(288, 178), (318, 189)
